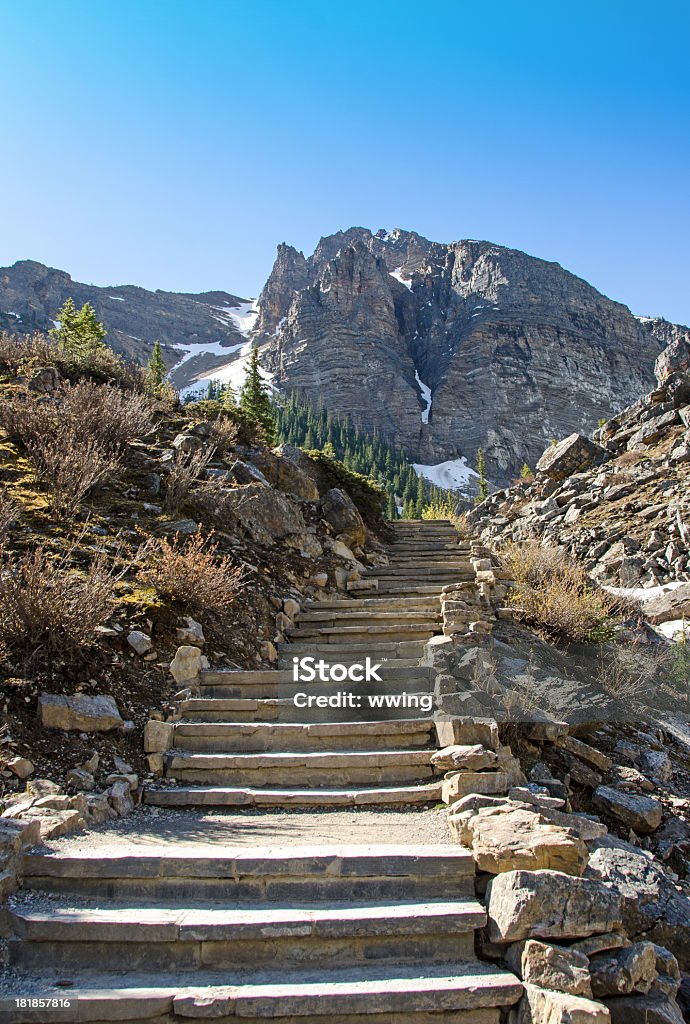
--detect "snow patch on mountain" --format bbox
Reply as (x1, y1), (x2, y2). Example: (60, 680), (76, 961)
(414, 371), (432, 424)
(412, 457), (478, 491)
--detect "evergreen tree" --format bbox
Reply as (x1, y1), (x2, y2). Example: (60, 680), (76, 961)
(520, 462), (533, 479)
(476, 448), (488, 502)
(145, 339), (167, 392)
(414, 476), (426, 518)
(386, 493), (397, 520)
(239, 345), (275, 444)
(50, 299), (108, 359)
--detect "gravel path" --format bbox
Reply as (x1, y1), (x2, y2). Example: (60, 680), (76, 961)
(39, 804), (452, 854)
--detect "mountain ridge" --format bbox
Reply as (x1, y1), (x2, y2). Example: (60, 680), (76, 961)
(1, 231), (685, 484)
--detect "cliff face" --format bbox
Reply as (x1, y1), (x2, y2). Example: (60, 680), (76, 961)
(254, 229), (666, 483)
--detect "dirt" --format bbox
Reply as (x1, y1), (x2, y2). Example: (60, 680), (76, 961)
(35, 804), (452, 852)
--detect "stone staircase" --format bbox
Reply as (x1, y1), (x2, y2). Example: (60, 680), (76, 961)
(1, 520), (523, 1022)
(144, 519), (474, 810)
(3, 843), (522, 1023)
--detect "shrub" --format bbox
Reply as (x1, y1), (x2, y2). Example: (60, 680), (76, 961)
(0, 332), (57, 376)
(59, 381), (154, 455)
(163, 447), (216, 513)
(501, 541), (618, 643)
(0, 542), (119, 664)
(27, 426), (119, 516)
(135, 532), (246, 631)
(0, 492), (19, 534)
(0, 380), (152, 453)
(0, 381), (154, 515)
(208, 415), (238, 455)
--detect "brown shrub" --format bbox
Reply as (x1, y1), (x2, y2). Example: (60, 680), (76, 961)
(59, 381), (154, 454)
(501, 541), (617, 643)
(208, 416), (238, 455)
(163, 447), (216, 513)
(0, 491), (19, 534)
(27, 426), (119, 516)
(0, 541), (119, 663)
(135, 531), (246, 631)
(0, 381), (153, 454)
(0, 381), (153, 516)
(0, 392), (59, 447)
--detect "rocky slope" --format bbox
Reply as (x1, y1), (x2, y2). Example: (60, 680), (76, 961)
(254, 228), (669, 483)
(0, 259), (254, 387)
(468, 335), (690, 613)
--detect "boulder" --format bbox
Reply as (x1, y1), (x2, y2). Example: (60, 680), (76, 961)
(604, 992), (683, 1024)
(6, 757), (34, 779)
(452, 804), (588, 876)
(518, 983), (610, 1023)
(176, 617), (205, 644)
(655, 338), (690, 384)
(572, 934), (631, 958)
(320, 488), (366, 547)
(589, 942), (657, 998)
(510, 940), (592, 997)
(592, 786), (662, 834)
(635, 582), (690, 624)
(244, 445), (321, 501)
(434, 716), (500, 751)
(38, 693), (123, 732)
(65, 768), (95, 792)
(229, 460), (271, 487)
(218, 482), (306, 547)
(431, 744), (498, 771)
(127, 630), (153, 655)
(487, 869), (622, 943)
(585, 842), (690, 969)
(170, 645), (203, 686)
(109, 780), (134, 817)
(144, 720), (174, 753)
(537, 434), (604, 481)
(442, 770), (508, 802)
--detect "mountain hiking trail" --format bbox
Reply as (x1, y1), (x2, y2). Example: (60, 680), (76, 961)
(1, 521), (524, 1024)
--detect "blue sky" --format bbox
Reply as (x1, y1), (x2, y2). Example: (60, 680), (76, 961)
(0, 0), (688, 323)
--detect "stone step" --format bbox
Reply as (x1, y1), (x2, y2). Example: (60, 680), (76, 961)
(365, 568), (473, 580)
(278, 640), (429, 662)
(8, 896), (489, 972)
(21, 844), (476, 902)
(169, 718), (435, 753)
(165, 749), (438, 787)
(384, 558), (471, 567)
(199, 665), (436, 699)
(285, 623), (439, 642)
(305, 596), (441, 611)
(299, 609), (441, 624)
(372, 582), (454, 595)
(143, 782), (444, 808)
(180, 692), (435, 723)
(2, 962), (522, 1023)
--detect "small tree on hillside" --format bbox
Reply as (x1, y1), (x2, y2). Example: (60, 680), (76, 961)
(145, 340), (167, 393)
(476, 447), (488, 502)
(240, 344), (275, 444)
(50, 299), (108, 360)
